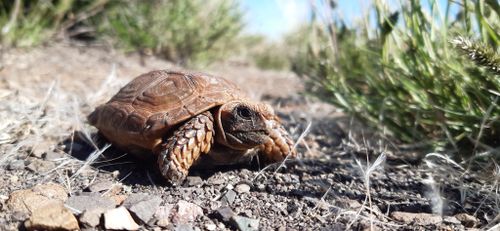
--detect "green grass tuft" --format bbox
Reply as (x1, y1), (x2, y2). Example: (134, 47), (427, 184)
(0, 0), (243, 66)
(90, 0), (243, 66)
(293, 0), (500, 155)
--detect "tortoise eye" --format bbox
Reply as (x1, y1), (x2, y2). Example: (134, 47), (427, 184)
(236, 106), (253, 119)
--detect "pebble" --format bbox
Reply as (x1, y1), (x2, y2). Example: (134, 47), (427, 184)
(111, 194), (128, 205)
(205, 223), (216, 231)
(104, 207), (140, 230)
(235, 184), (251, 194)
(43, 151), (64, 161)
(9, 175), (19, 183)
(207, 177), (225, 185)
(123, 193), (162, 224)
(31, 142), (52, 158)
(87, 180), (118, 193)
(154, 204), (174, 227)
(7, 183), (68, 215)
(455, 213), (479, 228)
(231, 215), (259, 231)
(391, 211), (442, 225)
(171, 200), (203, 224)
(7, 160), (25, 170)
(11, 211), (28, 222)
(185, 176), (203, 187)
(215, 206), (235, 222)
(66, 194), (115, 214)
(214, 206), (258, 231)
(24, 201), (79, 231)
(25, 158), (56, 172)
(222, 190), (237, 205)
(175, 224), (194, 231)
(79, 208), (106, 228)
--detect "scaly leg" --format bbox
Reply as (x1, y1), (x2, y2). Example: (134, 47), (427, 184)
(155, 111), (214, 186)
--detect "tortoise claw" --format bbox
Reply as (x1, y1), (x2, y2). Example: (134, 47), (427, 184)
(159, 158), (188, 186)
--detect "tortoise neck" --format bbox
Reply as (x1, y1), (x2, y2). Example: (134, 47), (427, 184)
(214, 106), (248, 151)
(214, 106), (229, 147)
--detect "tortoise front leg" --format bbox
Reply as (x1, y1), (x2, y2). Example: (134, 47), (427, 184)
(155, 111), (214, 186)
(259, 120), (297, 162)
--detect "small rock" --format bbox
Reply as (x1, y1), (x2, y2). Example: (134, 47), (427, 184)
(104, 207), (140, 230)
(443, 216), (461, 225)
(455, 213), (479, 228)
(9, 175), (19, 183)
(156, 218), (170, 228)
(215, 206), (235, 222)
(222, 190), (237, 205)
(391, 211), (442, 226)
(7, 183), (67, 215)
(235, 184), (251, 194)
(112, 170), (120, 178)
(154, 205), (174, 227)
(43, 151), (65, 161)
(7, 160), (25, 170)
(231, 215), (259, 231)
(226, 184), (234, 190)
(217, 222), (226, 229)
(185, 176), (203, 187)
(302, 196), (319, 207)
(87, 180), (115, 193)
(79, 208), (106, 228)
(26, 158), (56, 172)
(290, 174), (300, 183)
(242, 209), (253, 217)
(24, 201), (79, 231)
(31, 142), (52, 158)
(205, 223), (216, 231)
(171, 200), (203, 224)
(123, 193), (162, 224)
(66, 194), (115, 214)
(207, 176), (225, 185)
(175, 223), (194, 231)
(11, 211), (28, 222)
(111, 194), (127, 206)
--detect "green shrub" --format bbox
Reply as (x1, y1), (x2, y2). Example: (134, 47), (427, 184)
(96, 0), (243, 66)
(0, 0), (107, 47)
(293, 0), (500, 155)
(238, 26), (314, 71)
(0, 0), (243, 66)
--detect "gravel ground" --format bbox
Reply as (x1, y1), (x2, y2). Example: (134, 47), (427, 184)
(0, 43), (498, 230)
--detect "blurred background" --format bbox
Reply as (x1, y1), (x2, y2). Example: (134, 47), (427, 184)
(0, 0), (499, 159)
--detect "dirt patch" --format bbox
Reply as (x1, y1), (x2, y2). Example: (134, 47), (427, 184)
(0, 43), (498, 230)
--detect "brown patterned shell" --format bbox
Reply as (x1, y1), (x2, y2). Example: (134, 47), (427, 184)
(88, 70), (246, 154)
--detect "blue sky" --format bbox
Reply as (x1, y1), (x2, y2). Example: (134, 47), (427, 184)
(240, 0), (460, 40)
(240, 0), (311, 40)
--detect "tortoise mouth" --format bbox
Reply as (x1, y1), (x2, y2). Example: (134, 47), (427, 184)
(225, 130), (269, 150)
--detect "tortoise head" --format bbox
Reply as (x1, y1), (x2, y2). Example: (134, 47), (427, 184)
(214, 100), (276, 150)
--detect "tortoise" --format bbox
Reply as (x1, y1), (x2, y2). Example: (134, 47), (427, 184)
(88, 69), (296, 185)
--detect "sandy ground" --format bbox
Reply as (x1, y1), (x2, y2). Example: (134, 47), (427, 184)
(0, 43), (498, 230)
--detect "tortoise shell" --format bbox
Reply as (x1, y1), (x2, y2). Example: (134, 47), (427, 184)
(88, 70), (247, 154)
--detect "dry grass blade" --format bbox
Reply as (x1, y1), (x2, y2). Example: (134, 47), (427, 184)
(71, 143), (111, 181)
(346, 151), (387, 230)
